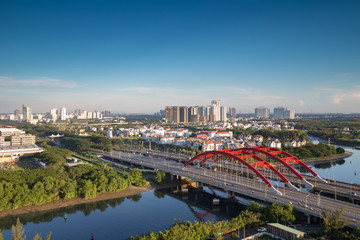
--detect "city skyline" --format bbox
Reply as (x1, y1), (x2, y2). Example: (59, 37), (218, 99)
(1, 0), (360, 114)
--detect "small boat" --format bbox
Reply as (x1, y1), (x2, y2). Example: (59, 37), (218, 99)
(64, 214), (67, 221)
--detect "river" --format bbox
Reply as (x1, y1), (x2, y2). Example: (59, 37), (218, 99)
(0, 187), (244, 240)
(1, 140), (359, 239)
(307, 136), (360, 184)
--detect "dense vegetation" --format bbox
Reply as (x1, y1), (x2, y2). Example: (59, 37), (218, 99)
(295, 118), (360, 147)
(128, 202), (295, 240)
(128, 201), (360, 240)
(0, 141), (146, 211)
(283, 143), (345, 160)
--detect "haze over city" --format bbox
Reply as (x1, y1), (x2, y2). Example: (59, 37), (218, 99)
(1, 0), (360, 114)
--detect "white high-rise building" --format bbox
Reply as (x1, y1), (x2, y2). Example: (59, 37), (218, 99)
(107, 127), (113, 138)
(87, 112), (93, 119)
(211, 100), (221, 121)
(220, 106), (227, 121)
(50, 108), (58, 121)
(60, 107), (67, 120)
(284, 108), (295, 119)
(22, 105), (32, 122)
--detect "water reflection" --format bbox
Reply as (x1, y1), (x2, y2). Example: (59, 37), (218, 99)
(313, 159), (345, 169)
(308, 135), (360, 184)
(0, 186), (245, 240)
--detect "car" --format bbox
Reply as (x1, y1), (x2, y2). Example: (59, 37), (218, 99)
(257, 227), (266, 232)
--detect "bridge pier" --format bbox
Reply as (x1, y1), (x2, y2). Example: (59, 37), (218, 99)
(225, 190), (235, 201)
(306, 214), (311, 225)
(194, 181), (203, 192)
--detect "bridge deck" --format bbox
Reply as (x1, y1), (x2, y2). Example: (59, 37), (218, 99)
(102, 150), (360, 228)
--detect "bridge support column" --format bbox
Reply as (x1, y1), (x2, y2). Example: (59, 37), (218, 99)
(194, 182), (203, 192)
(306, 214), (311, 225)
(225, 191), (235, 201)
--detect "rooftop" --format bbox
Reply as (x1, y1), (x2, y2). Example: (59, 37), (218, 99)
(267, 223), (305, 235)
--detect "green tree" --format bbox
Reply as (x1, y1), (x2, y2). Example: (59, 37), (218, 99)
(322, 206), (347, 238)
(246, 201), (264, 213)
(11, 218), (26, 240)
(80, 180), (97, 199)
(153, 171), (166, 184)
(129, 168), (146, 186)
(62, 179), (77, 199)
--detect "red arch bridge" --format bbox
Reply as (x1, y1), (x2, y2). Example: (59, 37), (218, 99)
(183, 146), (327, 195)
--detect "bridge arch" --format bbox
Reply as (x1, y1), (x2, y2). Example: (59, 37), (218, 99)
(185, 149), (299, 191)
(185, 150), (284, 194)
(241, 147), (326, 187)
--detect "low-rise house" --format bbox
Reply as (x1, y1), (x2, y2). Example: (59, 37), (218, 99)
(266, 138), (282, 148)
(284, 140), (307, 147)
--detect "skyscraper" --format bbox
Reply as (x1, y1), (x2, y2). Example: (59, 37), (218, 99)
(255, 107), (270, 118)
(229, 108), (236, 118)
(211, 100), (221, 121)
(14, 109), (20, 117)
(60, 107), (67, 120)
(220, 106), (227, 121)
(273, 107), (285, 119)
(284, 108), (295, 119)
(179, 106), (188, 123)
(165, 106), (180, 123)
(22, 105), (32, 122)
(50, 108), (58, 121)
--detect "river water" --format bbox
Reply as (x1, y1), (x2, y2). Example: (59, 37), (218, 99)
(307, 136), (360, 184)
(0, 187), (243, 240)
(1, 140), (359, 239)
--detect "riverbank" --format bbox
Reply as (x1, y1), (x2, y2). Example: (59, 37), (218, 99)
(302, 151), (353, 165)
(0, 181), (180, 219)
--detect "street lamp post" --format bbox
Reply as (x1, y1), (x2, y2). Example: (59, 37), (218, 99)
(305, 193), (311, 208)
(317, 190), (323, 206)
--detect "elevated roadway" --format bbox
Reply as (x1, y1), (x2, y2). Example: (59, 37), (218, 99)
(102, 150), (360, 228)
(114, 147), (360, 202)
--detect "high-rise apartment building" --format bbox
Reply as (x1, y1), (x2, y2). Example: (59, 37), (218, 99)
(165, 106), (180, 123)
(229, 108), (236, 118)
(14, 109), (20, 117)
(50, 108), (58, 121)
(22, 105), (32, 122)
(179, 106), (188, 123)
(220, 106), (227, 121)
(165, 100), (226, 123)
(273, 107), (295, 119)
(60, 107), (67, 120)
(273, 107), (285, 119)
(255, 107), (270, 118)
(284, 109), (295, 119)
(211, 100), (221, 121)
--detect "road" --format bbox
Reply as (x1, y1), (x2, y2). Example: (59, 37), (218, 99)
(101, 150), (360, 228)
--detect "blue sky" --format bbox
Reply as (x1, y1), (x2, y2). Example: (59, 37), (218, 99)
(1, 0), (359, 114)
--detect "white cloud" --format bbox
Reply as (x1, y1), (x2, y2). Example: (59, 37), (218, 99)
(316, 86), (360, 105)
(0, 76), (78, 89)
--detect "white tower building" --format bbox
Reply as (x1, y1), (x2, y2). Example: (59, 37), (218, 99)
(60, 107), (67, 120)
